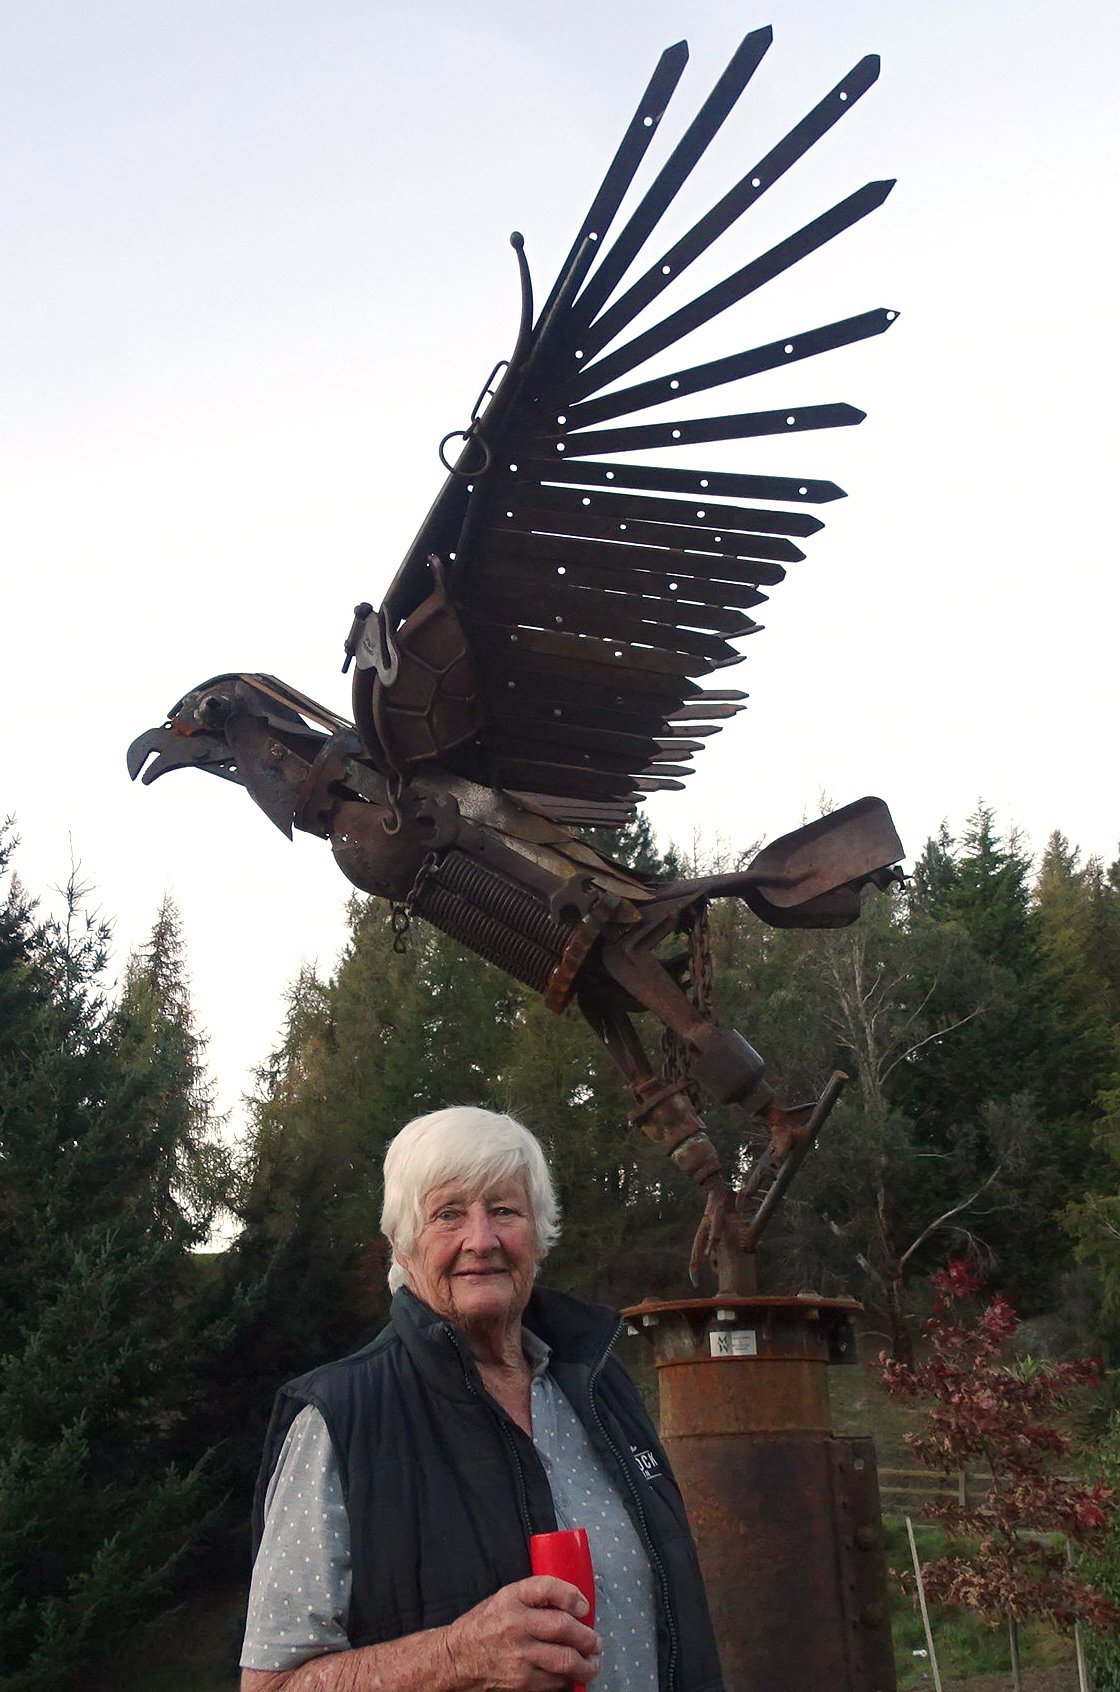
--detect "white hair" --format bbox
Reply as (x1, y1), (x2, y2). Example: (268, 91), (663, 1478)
(381, 1106), (561, 1293)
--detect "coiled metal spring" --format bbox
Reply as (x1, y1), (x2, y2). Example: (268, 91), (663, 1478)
(413, 849), (575, 995)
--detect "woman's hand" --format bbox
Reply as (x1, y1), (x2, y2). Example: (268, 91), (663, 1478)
(443, 1574), (602, 1692)
(239, 1576), (601, 1692)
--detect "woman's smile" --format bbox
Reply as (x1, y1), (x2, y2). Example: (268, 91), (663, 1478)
(397, 1177), (541, 1337)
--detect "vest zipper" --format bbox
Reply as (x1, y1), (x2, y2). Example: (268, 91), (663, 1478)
(441, 1314), (681, 1688)
(588, 1317), (680, 1692)
(441, 1322), (534, 1539)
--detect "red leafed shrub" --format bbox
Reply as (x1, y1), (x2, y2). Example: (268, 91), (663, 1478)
(879, 1264), (1120, 1634)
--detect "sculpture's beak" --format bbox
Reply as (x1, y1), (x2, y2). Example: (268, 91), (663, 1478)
(126, 724), (239, 785)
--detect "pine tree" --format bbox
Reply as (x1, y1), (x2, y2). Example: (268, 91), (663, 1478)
(112, 895), (230, 1238)
(0, 841), (228, 1690)
(763, 891), (1002, 1357)
(228, 898), (531, 1410)
(1064, 1080), (1120, 1353)
(888, 809), (1098, 1308)
(904, 805), (1039, 1123)
(908, 819), (959, 916)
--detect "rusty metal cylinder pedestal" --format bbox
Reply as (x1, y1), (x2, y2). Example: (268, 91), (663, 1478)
(623, 1296), (896, 1692)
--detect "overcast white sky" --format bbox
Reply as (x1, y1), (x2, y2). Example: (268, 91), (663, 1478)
(3, 0), (1118, 1131)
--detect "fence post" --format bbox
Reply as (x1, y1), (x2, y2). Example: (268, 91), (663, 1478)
(1008, 1615), (1023, 1692)
(1067, 1538), (1091, 1692)
(906, 1514), (943, 1692)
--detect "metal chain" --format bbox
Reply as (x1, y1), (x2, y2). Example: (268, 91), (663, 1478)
(660, 902), (715, 1100)
(692, 901), (716, 1021)
(381, 770), (406, 837)
(389, 851), (440, 954)
(435, 357), (507, 475)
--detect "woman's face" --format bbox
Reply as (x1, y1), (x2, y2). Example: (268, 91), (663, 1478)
(398, 1175), (541, 1335)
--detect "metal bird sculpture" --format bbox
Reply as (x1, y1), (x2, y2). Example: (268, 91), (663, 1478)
(129, 29), (904, 1293)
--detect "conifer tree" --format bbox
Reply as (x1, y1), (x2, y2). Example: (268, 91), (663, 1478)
(228, 898), (529, 1412)
(0, 839), (228, 1690)
(1064, 1079), (1120, 1360)
(892, 809), (1094, 1307)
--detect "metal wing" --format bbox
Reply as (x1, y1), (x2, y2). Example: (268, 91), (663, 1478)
(351, 29), (897, 827)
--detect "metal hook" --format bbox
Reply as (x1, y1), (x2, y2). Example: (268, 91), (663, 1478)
(382, 769), (406, 836)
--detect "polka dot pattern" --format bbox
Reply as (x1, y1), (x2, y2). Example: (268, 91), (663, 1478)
(524, 1329), (659, 1692)
(242, 1335), (659, 1690)
(240, 1406), (351, 1671)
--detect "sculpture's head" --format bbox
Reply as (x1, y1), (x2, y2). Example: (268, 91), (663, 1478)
(126, 673), (351, 836)
(126, 673), (247, 789)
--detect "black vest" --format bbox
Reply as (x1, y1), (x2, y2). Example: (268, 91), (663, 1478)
(254, 1285), (724, 1692)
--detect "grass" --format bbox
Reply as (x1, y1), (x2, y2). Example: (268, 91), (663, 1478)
(884, 1517), (1076, 1688)
(832, 1351), (1076, 1685)
(830, 1344), (924, 1466)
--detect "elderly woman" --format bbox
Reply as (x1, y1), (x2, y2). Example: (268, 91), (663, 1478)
(240, 1107), (723, 1692)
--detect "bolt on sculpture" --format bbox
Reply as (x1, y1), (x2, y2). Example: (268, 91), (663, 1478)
(129, 26), (904, 1297)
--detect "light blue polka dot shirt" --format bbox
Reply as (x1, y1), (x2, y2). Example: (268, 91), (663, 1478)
(242, 1329), (659, 1691)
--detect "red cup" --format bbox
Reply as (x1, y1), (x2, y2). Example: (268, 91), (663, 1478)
(529, 1527), (596, 1692)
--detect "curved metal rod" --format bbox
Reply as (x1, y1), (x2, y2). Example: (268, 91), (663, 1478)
(508, 230), (535, 369)
(438, 427), (493, 477)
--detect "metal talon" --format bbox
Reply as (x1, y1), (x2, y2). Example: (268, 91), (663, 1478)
(688, 1220), (711, 1289)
